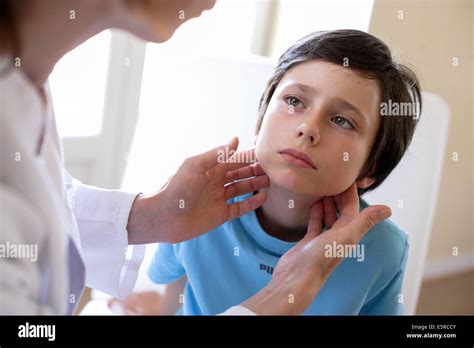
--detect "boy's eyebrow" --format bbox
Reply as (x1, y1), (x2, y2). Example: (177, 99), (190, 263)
(289, 82), (318, 95)
(332, 97), (369, 125)
(286, 83), (369, 125)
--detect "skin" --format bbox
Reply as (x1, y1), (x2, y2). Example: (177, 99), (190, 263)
(255, 60), (381, 241)
(9, 0), (216, 89)
(112, 276), (187, 315)
(8, 0), (271, 243)
(111, 62), (391, 315)
(8, 0), (392, 315)
(113, 184), (392, 315)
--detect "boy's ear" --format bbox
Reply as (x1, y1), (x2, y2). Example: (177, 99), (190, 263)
(356, 164), (377, 189)
(356, 177), (376, 189)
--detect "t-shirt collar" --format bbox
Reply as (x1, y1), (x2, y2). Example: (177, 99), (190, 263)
(236, 193), (298, 256)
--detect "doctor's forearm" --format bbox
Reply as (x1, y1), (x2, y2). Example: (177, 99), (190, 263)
(127, 190), (188, 244)
(126, 193), (160, 244)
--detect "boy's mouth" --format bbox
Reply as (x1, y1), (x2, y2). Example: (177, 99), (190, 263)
(278, 148), (317, 170)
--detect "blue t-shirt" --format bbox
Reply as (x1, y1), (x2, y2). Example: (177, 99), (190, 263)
(148, 193), (409, 315)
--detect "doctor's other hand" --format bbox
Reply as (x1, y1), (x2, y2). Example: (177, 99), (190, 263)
(242, 183), (392, 315)
(108, 291), (162, 315)
(127, 137), (269, 244)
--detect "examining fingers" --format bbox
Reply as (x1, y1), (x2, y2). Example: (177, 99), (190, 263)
(227, 191), (267, 220)
(224, 162), (265, 184)
(306, 201), (324, 239)
(187, 137), (240, 173)
(217, 148), (258, 175)
(322, 196), (338, 229)
(338, 183), (360, 222)
(224, 174), (269, 199)
(344, 205), (392, 242)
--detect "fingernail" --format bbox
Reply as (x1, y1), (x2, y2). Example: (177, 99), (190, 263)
(380, 209), (391, 219)
(227, 137), (235, 146)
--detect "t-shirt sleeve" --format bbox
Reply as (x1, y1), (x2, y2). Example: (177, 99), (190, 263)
(147, 243), (186, 284)
(360, 241), (409, 315)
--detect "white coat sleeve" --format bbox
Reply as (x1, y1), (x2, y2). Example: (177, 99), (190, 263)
(64, 171), (145, 299)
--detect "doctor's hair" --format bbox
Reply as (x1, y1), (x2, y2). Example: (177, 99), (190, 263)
(0, 0), (18, 56)
(255, 29), (422, 196)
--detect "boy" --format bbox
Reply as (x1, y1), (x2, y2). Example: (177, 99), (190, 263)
(147, 29), (421, 315)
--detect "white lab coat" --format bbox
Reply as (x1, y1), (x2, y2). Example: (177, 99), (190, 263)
(0, 58), (254, 316)
(0, 58), (145, 314)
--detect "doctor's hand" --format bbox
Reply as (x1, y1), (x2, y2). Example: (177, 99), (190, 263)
(127, 137), (269, 244)
(241, 183), (391, 315)
(108, 291), (163, 315)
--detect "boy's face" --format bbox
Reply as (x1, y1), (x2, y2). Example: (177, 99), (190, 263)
(255, 60), (381, 197)
(123, 0), (216, 43)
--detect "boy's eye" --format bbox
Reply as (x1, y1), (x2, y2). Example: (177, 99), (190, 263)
(331, 116), (354, 130)
(284, 96), (305, 109)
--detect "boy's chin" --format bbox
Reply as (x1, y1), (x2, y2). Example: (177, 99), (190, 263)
(270, 176), (323, 197)
(269, 173), (344, 198)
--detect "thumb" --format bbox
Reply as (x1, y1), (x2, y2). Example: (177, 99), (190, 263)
(346, 205), (392, 242)
(304, 201), (324, 239)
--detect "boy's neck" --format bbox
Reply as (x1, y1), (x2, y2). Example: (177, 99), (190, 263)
(256, 185), (322, 242)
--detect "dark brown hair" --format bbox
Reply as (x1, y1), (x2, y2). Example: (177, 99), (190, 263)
(0, 0), (18, 56)
(256, 29), (422, 195)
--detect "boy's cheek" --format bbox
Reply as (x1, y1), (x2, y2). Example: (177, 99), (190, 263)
(323, 157), (364, 193)
(255, 121), (279, 160)
(255, 134), (285, 182)
(255, 136), (270, 170)
(255, 134), (263, 161)
(255, 143), (272, 174)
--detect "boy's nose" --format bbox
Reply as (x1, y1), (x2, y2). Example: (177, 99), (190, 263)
(295, 121), (320, 145)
